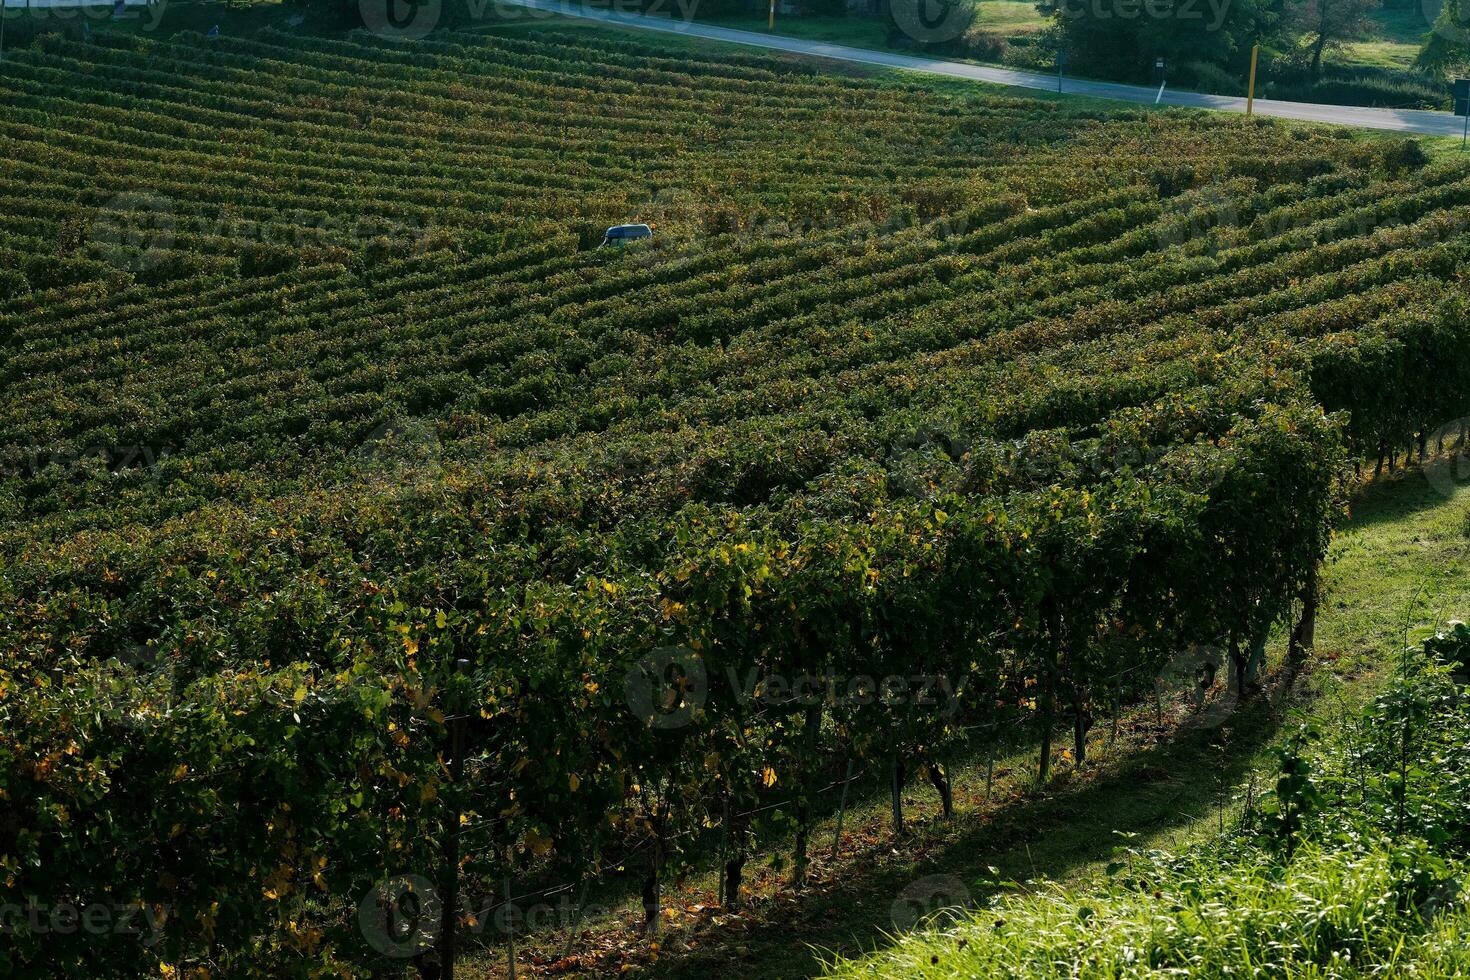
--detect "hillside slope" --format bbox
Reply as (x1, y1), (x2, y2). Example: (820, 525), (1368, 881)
(2, 26), (1470, 978)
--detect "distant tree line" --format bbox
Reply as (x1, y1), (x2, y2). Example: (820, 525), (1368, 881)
(876, 0), (1468, 99)
(1034, 0), (1384, 83)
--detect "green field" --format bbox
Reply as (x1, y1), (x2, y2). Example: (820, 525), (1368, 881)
(1341, 6), (1434, 69)
(3, 13), (1470, 980)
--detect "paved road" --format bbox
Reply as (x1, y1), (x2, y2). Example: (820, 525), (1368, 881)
(496, 0), (1467, 137)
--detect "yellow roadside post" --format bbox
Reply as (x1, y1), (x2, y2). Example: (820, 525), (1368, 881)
(1246, 44), (1259, 117)
(768, 0), (775, 30)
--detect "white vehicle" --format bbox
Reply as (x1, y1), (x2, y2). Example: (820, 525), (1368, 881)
(599, 223), (653, 248)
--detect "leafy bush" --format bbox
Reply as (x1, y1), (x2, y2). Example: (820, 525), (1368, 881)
(1177, 58), (1244, 94)
(1263, 65), (1451, 110)
(0, 267), (28, 301)
(942, 26), (1009, 63)
(238, 242), (299, 278)
(1424, 621), (1470, 675)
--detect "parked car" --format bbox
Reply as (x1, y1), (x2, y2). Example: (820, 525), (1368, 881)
(600, 223), (653, 248)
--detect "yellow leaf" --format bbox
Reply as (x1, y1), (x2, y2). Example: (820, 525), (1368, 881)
(568, 773), (581, 793)
(523, 826), (554, 857)
(761, 767), (778, 788)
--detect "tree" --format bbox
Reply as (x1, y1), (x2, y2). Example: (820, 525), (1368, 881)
(1284, 0), (1379, 75)
(1036, 0), (1276, 84)
(1416, 0), (1470, 74)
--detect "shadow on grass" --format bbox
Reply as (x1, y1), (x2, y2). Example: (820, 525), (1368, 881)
(1342, 458), (1468, 532)
(645, 691), (1289, 980)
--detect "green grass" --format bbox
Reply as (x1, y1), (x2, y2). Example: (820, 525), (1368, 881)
(1337, 7), (1432, 69)
(1312, 463), (1470, 681)
(972, 0), (1047, 32)
(1339, 37), (1424, 70)
(1368, 4), (1437, 45)
(825, 843), (1470, 977)
(460, 467), (1470, 977)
